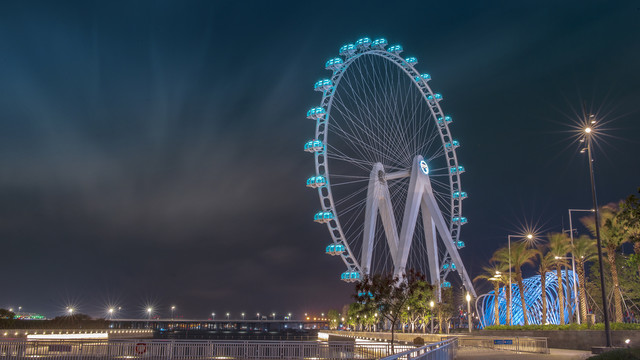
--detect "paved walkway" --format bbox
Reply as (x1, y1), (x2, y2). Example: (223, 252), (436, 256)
(457, 347), (592, 360)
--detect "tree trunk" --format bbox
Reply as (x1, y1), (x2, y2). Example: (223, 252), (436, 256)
(391, 320), (395, 353)
(577, 260), (588, 323)
(608, 251), (623, 322)
(556, 265), (565, 325)
(541, 271), (547, 325)
(517, 272), (529, 325)
(493, 282), (500, 326)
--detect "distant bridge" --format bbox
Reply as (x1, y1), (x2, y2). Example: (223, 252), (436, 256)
(108, 318), (329, 331)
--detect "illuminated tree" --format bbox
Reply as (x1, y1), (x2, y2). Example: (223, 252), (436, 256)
(474, 263), (507, 326)
(354, 270), (428, 352)
(618, 190), (640, 277)
(492, 243), (536, 325)
(548, 232), (571, 325)
(535, 245), (555, 325)
(581, 204), (627, 322)
(572, 234), (597, 323)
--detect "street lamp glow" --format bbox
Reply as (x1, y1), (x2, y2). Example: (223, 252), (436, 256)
(526, 234), (533, 239)
(466, 293), (471, 302)
(584, 127), (592, 133)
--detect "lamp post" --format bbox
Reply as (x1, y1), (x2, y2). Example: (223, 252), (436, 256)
(212, 312), (215, 320)
(108, 308), (114, 320)
(555, 254), (579, 324)
(226, 312), (230, 320)
(242, 312), (245, 320)
(171, 306), (176, 320)
(466, 293), (472, 333)
(567, 208), (594, 325)
(581, 115), (611, 347)
(429, 301), (435, 333)
(507, 233), (533, 325)
(147, 307), (153, 319)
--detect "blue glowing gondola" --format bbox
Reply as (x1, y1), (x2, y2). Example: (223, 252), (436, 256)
(314, 79), (333, 92)
(325, 57), (344, 71)
(449, 165), (465, 174)
(326, 243), (345, 256)
(387, 44), (403, 54)
(456, 240), (465, 249)
(452, 216), (468, 225)
(442, 262), (457, 270)
(444, 140), (460, 151)
(405, 57), (418, 65)
(303, 139), (324, 153)
(314, 211), (334, 224)
(441, 281), (451, 288)
(306, 107), (326, 120)
(306, 175), (326, 188)
(436, 115), (453, 127)
(355, 37), (372, 49)
(339, 44), (356, 57)
(452, 191), (467, 200)
(341, 270), (361, 282)
(427, 93), (443, 105)
(371, 38), (387, 49)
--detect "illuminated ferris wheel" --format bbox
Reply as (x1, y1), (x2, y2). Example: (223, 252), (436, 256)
(304, 37), (475, 297)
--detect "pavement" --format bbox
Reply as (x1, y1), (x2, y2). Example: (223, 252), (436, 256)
(456, 347), (593, 360)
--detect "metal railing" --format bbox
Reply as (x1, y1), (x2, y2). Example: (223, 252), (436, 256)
(0, 339), (413, 359)
(379, 338), (457, 360)
(458, 336), (548, 354)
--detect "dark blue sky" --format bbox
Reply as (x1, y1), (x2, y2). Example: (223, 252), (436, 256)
(1, 1), (639, 318)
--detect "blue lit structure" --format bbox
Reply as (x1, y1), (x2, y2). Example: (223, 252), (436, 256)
(478, 270), (577, 327)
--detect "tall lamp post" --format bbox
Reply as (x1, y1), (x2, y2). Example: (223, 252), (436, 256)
(581, 115), (611, 347)
(507, 233), (533, 325)
(567, 208), (594, 325)
(466, 293), (472, 333)
(171, 306), (176, 320)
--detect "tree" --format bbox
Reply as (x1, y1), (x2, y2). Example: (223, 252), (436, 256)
(400, 277), (434, 333)
(492, 243), (536, 325)
(473, 263), (506, 326)
(354, 270), (429, 352)
(437, 287), (455, 333)
(581, 203), (627, 322)
(346, 302), (363, 331)
(535, 245), (555, 325)
(0, 309), (15, 320)
(572, 234), (597, 323)
(548, 232), (571, 325)
(327, 309), (340, 330)
(618, 190), (640, 277)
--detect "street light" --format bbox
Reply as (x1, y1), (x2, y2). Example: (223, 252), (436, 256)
(108, 308), (114, 320)
(147, 307), (153, 319)
(226, 312), (230, 320)
(466, 293), (472, 333)
(67, 308), (74, 315)
(288, 313), (292, 320)
(257, 312), (260, 319)
(581, 115), (611, 347)
(507, 233), (534, 325)
(171, 306), (176, 320)
(272, 312), (276, 320)
(429, 301), (435, 334)
(241, 312), (245, 320)
(212, 312), (215, 320)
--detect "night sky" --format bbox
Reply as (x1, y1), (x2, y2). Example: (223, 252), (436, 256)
(1, 1), (639, 319)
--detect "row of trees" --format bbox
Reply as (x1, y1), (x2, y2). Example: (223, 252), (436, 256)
(476, 190), (640, 326)
(328, 270), (461, 352)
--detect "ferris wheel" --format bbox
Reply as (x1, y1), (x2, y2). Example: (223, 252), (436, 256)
(304, 37), (475, 298)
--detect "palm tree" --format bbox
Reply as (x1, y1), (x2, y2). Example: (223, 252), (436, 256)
(548, 232), (571, 324)
(492, 243), (537, 325)
(618, 193), (640, 277)
(474, 263), (507, 326)
(535, 244), (554, 325)
(572, 234), (597, 323)
(581, 203), (627, 322)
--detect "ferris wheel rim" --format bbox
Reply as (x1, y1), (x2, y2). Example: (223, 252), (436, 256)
(311, 45), (464, 279)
